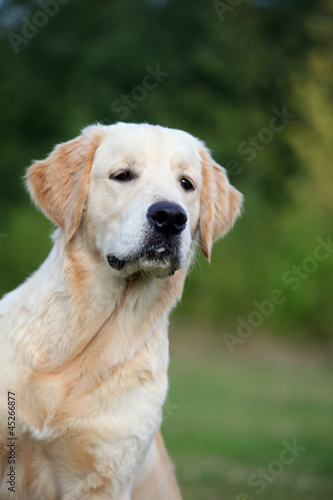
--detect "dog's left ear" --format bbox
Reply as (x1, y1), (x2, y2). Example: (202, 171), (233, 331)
(199, 147), (243, 261)
(26, 125), (104, 242)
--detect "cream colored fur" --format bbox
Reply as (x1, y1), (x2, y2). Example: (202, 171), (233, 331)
(0, 123), (242, 499)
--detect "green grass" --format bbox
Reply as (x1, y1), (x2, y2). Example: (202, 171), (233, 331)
(162, 334), (333, 500)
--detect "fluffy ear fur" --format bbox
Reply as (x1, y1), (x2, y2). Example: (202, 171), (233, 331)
(199, 147), (243, 260)
(26, 126), (103, 242)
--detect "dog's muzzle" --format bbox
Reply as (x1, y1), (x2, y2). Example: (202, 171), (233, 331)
(107, 202), (187, 274)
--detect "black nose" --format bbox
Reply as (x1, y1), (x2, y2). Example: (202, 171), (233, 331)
(147, 201), (188, 236)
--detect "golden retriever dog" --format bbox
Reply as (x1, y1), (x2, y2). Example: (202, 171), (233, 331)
(0, 123), (242, 500)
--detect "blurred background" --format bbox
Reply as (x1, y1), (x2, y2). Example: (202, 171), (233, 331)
(0, 0), (332, 498)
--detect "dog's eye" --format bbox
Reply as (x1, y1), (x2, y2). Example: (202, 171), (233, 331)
(181, 177), (195, 191)
(111, 171), (133, 182)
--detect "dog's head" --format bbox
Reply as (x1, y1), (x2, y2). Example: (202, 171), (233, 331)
(26, 123), (243, 278)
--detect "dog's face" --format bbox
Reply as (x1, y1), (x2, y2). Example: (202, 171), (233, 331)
(86, 124), (203, 278)
(26, 123), (243, 279)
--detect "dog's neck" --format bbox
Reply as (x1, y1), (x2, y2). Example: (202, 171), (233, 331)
(21, 229), (187, 373)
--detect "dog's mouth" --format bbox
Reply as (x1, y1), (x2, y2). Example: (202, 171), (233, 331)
(107, 255), (126, 271)
(107, 241), (181, 277)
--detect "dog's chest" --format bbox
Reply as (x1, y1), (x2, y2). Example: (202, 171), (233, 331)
(32, 325), (170, 494)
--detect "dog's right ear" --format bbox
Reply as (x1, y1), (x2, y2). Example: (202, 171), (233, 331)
(26, 125), (104, 242)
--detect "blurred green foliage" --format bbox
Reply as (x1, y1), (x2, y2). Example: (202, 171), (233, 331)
(0, 0), (332, 339)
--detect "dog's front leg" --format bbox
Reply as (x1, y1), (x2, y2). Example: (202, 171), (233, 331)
(132, 432), (182, 500)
